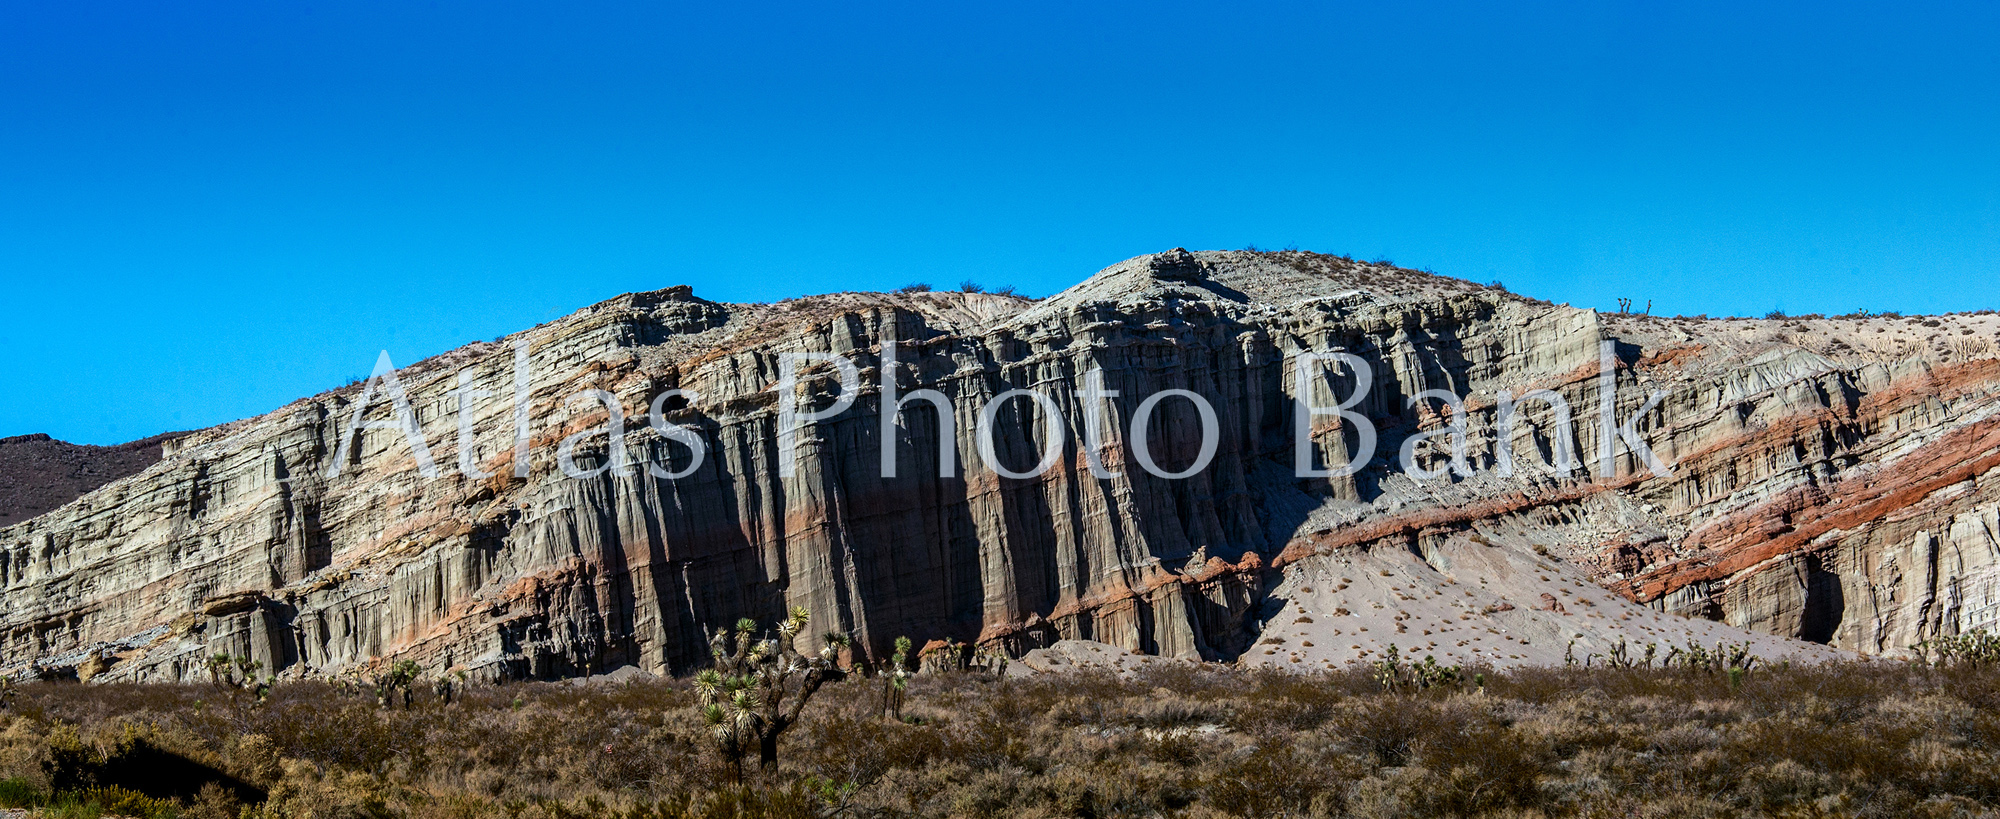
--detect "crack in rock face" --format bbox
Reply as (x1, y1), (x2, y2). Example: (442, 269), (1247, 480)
(4, 249), (1997, 682)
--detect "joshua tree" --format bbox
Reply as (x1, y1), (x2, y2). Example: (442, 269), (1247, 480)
(205, 653), (240, 688)
(372, 659), (421, 709)
(201, 653), (275, 708)
(695, 607), (849, 775)
(0, 676), (14, 710)
(1916, 629), (2000, 668)
(205, 653), (272, 698)
(1371, 644), (1463, 691)
(1661, 639), (1757, 675)
(914, 636), (1007, 677)
(881, 636), (912, 722)
(1605, 637), (1658, 669)
(918, 637), (962, 675)
(432, 669), (467, 705)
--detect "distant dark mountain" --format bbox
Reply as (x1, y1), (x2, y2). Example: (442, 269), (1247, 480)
(0, 431), (188, 524)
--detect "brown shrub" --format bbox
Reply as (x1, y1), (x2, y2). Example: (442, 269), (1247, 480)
(5, 662), (2000, 816)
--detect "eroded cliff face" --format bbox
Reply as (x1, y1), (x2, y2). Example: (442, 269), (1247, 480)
(3, 250), (1994, 681)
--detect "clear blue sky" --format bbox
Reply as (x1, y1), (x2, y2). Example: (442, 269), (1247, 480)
(2, 2), (1997, 444)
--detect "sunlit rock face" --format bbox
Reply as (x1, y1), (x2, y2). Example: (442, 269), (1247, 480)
(5, 249), (1997, 681)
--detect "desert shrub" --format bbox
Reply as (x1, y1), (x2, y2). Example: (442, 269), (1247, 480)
(0, 776), (37, 807)
(60, 785), (180, 818)
(1199, 742), (1350, 817)
(38, 720), (262, 807)
(1320, 693), (1488, 768)
(11, 660), (2000, 816)
(1224, 670), (1350, 733)
(0, 779), (182, 819)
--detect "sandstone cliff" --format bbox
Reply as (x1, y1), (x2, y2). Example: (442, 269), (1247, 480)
(4, 250), (1989, 681)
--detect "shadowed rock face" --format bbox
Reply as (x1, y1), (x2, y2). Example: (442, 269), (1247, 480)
(3, 250), (1996, 681)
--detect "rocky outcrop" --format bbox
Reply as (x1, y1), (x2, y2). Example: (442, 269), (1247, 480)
(5, 249), (1998, 681)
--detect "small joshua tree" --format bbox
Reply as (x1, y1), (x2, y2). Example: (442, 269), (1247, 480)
(1662, 639), (1756, 676)
(1917, 629), (2000, 668)
(695, 607), (849, 775)
(1373, 644), (1404, 690)
(205, 653), (238, 688)
(206, 653), (271, 696)
(1411, 654), (1462, 689)
(1372, 644), (1463, 691)
(372, 659), (421, 709)
(203, 653), (275, 706)
(433, 669), (467, 705)
(1604, 637), (1659, 669)
(881, 636), (912, 722)
(1722, 641), (1756, 678)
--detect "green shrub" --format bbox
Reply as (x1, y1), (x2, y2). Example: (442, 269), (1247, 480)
(0, 776), (39, 807)
(60, 785), (181, 818)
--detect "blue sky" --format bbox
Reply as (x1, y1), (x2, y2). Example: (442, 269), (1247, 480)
(2, 1), (1997, 444)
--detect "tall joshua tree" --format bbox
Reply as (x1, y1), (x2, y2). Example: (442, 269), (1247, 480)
(695, 607), (849, 774)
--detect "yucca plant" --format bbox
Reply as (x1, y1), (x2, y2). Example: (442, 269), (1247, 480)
(695, 607), (850, 775)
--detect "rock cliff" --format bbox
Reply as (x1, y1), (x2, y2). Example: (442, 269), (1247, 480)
(4, 249), (1992, 681)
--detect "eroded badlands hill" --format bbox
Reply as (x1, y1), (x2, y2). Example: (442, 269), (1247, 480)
(5, 249), (1994, 682)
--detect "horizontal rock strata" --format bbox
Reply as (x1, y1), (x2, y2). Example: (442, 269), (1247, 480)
(4, 250), (1997, 681)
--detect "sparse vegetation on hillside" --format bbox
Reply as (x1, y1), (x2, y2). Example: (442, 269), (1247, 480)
(6, 657), (2000, 817)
